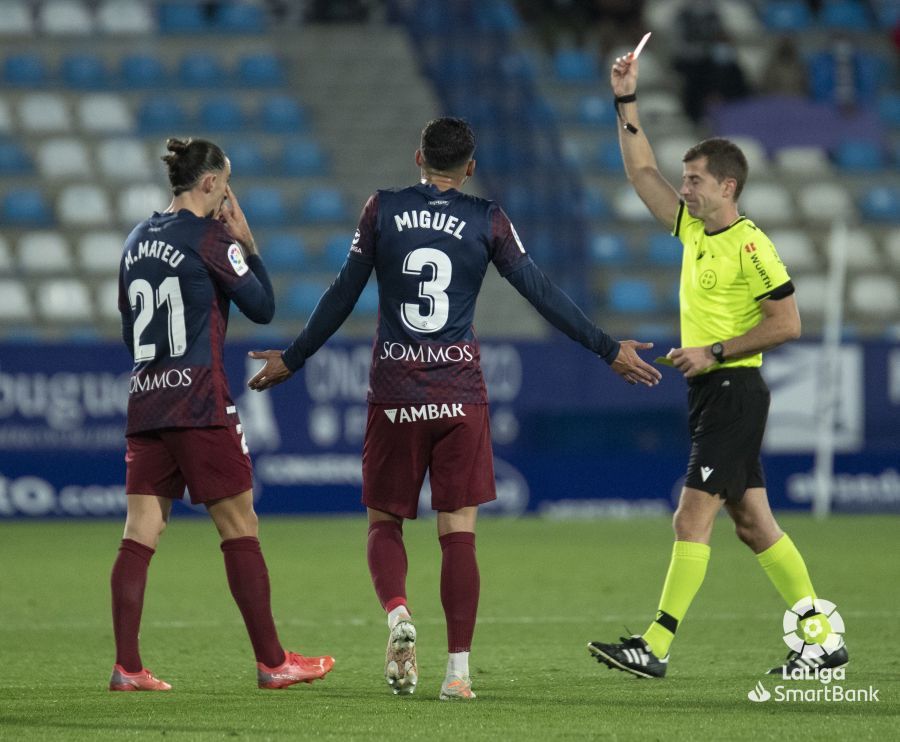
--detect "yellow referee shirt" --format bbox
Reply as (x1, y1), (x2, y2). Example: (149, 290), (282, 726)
(672, 202), (791, 369)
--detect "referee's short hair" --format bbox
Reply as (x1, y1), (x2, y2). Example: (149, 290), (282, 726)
(420, 117), (476, 172)
(683, 138), (748, 200)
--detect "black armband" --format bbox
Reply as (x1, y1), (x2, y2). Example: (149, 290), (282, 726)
(614, 93), (638, 134)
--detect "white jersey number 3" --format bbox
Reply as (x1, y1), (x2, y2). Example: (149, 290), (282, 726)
(401, 247), (451, 333)
(129, 276), (187, 361)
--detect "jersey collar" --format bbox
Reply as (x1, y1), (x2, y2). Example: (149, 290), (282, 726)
(704, 215), (746, 237)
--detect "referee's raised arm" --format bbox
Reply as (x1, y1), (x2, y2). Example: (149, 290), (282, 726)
(611, 52), (681, 230)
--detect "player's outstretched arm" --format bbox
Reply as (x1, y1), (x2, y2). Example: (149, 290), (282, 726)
(609, 340), (662, 386)
(611, 52), (680, 229)
(247, 350), (291, 391)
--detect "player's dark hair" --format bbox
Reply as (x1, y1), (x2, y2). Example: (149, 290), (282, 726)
(683, 138), (749, 200)
(420, 117), (476, 172)
(161, 137), (226, 195)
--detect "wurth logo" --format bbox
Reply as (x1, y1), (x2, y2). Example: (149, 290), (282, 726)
(384, 404), (466, 423)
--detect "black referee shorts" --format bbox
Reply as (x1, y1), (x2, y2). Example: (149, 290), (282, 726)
(684, 367), (770, 501)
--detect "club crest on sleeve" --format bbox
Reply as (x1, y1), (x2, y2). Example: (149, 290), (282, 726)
(227, 243), (249, 276)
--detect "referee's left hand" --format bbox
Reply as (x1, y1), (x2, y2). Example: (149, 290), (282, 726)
(247, 349), (293, 391)
(667, 346), (716, 378)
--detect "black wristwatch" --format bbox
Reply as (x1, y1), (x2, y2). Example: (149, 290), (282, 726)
(710, 342), (726, 364)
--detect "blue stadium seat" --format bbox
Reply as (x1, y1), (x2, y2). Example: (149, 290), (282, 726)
(859, 186), (900, 222)
(281, 139), (328, 176)
(832, 140), (885, 171)
(159, 2), (208, 33)
(179, 52), (227, 87)
(553, 49), (598, 83)
(647, 233), (682, 266)
(224, 140), (267, 176)
(356, 283), (379, 315)
(873, 0), (900, 28)
(121, 54), (168, 88)
(596, 140), (623, 171)
(260, 96), (309, 133)
(284, 279), (326, 318)
(199, 97), (244, 132)
(4, 53), (47, 87)
(474, 0), (521, 31)
(61, 53), (109, 89)
(237, 53), (284, 86)
(577, 95), (616, 127)
(137, 96), (188, 134)
(241, 187), (288, 226)
(215, 2), (266, 33)
(260, 232), (307, 273)
(300, 188), (348, 224)
(2, 189), (53, 226)
(0, 141), (33, 174)
(877, 93), (900, 127)
(608, 278), (657, 313)
(581, 189), (609, 219)
(499, 51), (536, 82)
(819, 0), (872, 30)
(322, 233), (354, 271)
(589, 234), (629, 266)
(762, 0), (812, 30)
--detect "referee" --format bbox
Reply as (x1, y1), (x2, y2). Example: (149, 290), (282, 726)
(587, 48), (848, 678)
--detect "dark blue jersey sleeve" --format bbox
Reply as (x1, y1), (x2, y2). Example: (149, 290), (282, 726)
(281, 257), (373, 372)
(505, 262), (620, 363)
(230, 253), (275, 324)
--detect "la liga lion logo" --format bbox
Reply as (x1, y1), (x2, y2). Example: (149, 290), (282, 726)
(783, 597), (845, 658)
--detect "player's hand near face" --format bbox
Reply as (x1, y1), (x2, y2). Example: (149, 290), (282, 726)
(247, 349), (293, 391)
(611, 51), (638, 97)
(667, 346), (716, 378)
(220, 185), (258, 255)
(610, 340), (662, 386)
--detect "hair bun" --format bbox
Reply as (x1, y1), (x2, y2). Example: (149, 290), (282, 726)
(165, 137), (190, 154)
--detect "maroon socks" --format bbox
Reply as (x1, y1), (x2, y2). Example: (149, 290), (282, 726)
(367, 520), (409, 613)
(439, 531), (479, 653)
(110, 538), (154, 672)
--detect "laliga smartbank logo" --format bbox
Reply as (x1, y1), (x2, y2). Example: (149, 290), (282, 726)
(747, 598), (880, 704)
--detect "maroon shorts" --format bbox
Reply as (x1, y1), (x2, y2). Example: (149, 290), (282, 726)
(362, 402), (496, 520)
(125, 425), (252, 505)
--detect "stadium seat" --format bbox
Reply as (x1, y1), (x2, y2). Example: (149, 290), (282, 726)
(0, 140), (32, 175)
(300, 188), (348, 224)
(797, 182), (855, 223)
(159, 2), (207, 33)
(215, 2), (266, 33)
(178, 52), (227, 88)
(137, 96), (188, 134)
(849, 274), (899, 315)
(118, 184), (169, 225)
(841, 228), (881, 269)
(4, 53), (47, 87)
(283, 279), (327, 318)
(260, 96), (309, 133)
(19, 94), (71, 133)
(236, 53), (285, 86)
(612, 190), (656, 222)
(38, 0), (94, 34)
(553, 48), (598, 83)
(241, 187), (288, 226)
(36, 278), (93, 321)
(36, 138), (90, 179)
(17, 232), (72, 273)
(0, 99), (10, 134)
(0, 279), (32, 321)
(576, 95), (616, 127)
(739, 182), (794, 226)
(762, 0), (812, 31)
(594, 140), (623, 172)
(877, 93), (900, 127)
(96, 277), (121, 320)
(819, 0), (872, 31)
(281, 138), (328, 176)
(832, 140), (885, 171)
(637, 90), (682, 120)
(0, 0), (33, 34)
(884, 229), (900, 268)
(728, 135), (769, 175)
(474, 0), (521, 32)
(199, 97), (245, 132)
(646, 233), (682, 266)
(655, 136), (697, 179)
(260, 232), (308, 273)
(581, 188), (610, 219)
(61, 53), (110, 89)
(97, 0), (155, 34)
(767, 229), (817, 270)
(77, 231), (124, 273)
(589, 234), (629, 266)
(774, 146), (831, 175)
(859, 186), (900, 223)
(121, 54), (168, 88)
(77, 94), (133, 133)
(608, 278), (658, 313)
(3, 189), (53, 226)
(872, 0), (900, 28)
(97, 139), (153, 180)
(791, 274), (829, 316)
(323, 233), (354, 271)
(57, 184), (112, 225)
(224, 140), (268, 176)
(0, 236), (11, 273)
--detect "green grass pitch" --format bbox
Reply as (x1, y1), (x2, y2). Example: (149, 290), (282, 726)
(1, 514), (897, 740)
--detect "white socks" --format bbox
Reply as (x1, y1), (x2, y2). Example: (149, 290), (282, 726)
(387, 605), (411, 629)
(447, 651), (469, 678)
